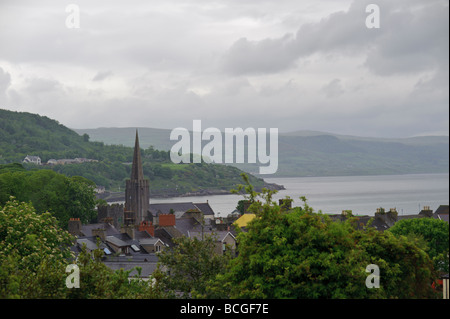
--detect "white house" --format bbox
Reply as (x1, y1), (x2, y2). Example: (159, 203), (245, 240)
(23, 155), (41, 165)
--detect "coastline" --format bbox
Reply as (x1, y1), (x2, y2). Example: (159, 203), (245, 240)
(98, 181), (286, 202)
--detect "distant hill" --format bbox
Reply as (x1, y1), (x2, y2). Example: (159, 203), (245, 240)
(0, 109), (275, 196)
(74, 126), (449, 177)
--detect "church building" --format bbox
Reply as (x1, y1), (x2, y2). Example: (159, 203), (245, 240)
(124, 130), (150, 225)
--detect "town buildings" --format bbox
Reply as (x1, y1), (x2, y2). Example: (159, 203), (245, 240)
(69, 130), (237, 278)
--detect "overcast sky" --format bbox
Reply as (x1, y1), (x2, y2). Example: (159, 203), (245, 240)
(0, 0), (448, 137)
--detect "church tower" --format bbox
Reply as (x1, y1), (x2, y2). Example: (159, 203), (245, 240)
(125, 130), (150, 225)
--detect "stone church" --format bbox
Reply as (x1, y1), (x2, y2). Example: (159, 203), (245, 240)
(97, 130), (217, 231)
(124, 130), (150, 225)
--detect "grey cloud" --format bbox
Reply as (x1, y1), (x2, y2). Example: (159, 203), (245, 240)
(0, 67), (11, 105)
(223, 35), (298, 75)
(321, 79), (344, 98)
(92, 70), (113, 81)
(222, 0), (448, 78)
(364, 0), (449, 76)
(0, 67), (11, 92)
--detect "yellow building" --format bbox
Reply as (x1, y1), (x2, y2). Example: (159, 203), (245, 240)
(234, 214), (256, 228)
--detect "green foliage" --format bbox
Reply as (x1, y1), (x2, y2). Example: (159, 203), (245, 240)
(154, 235), (232, 298)
(206, 174), (439, 299)
(0, 167), (97, 228)
(0, 199), (75, 298)
(389, 218), (449, 273)
(67, 242), (166, 299)
(0, 198), (166, 299)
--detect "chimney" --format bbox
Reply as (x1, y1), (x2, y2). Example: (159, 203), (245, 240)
(138, 221), (155, 237)
(419, 206), (433, 218)
(375, 207), (397, 227)
(68, 218), (82, 236)
(92, 228), (106, 241)
(120, 224), (136, 239)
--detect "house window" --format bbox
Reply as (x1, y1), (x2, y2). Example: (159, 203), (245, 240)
(155, 245), (161, 252)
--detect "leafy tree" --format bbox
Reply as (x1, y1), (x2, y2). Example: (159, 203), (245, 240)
(154, 235), (232, 298)
(236, 199), (250, 215)
(0, 168), (97, 228)
(66, 241), (166, 299)
(0, 198), (75, 298)
(207, 175), (438, 299)
(389, 218), (449, 273)
(0, 198), (166, 299)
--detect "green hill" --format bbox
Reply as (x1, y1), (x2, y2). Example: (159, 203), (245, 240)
(74, 126), (449, 177)
(0, 109), (275, 196)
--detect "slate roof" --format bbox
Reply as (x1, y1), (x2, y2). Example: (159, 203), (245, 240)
(81, 223), (120, 237)
(434, 205), (449, 223)
(154, 227), (177, 248)
(193, 202), (215, 216)
(75, 236), (107, 252)
(327, 214), (391, 231)
(174, 217), (203, 236)
(103, 261), (158, 278)
(188, 230), (235, 242)
(149, 202), (216, 218)
(149, 202), (198, 218)
(106, 234), (132, 248)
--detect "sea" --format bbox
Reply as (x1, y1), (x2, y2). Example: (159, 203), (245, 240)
(147, 173), (449, 218)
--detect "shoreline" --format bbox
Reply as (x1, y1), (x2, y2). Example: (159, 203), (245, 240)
(98, 181), (285, 203)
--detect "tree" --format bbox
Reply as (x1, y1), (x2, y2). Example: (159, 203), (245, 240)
(66, 241), (166, 299)
(207, 174), (438, 299)
(389, 218), (449, 273)
(0, 168), (97, 228)
(0, 198), (75, 298)
(0, 198), (166, 299)
(154, 235), (231, 298)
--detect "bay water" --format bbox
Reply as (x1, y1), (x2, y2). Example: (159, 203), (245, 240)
(149, 173), (449, 217)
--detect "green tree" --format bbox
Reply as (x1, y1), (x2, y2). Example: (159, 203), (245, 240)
(208, 175), (438, 299)
(154, 235), (231, 298)
(67, 241), (166, 299)
(389, 218), (449, 273)
(0, 168), (97, 228)
(0, 198), (75, 298)
(0, 198), (166, 299)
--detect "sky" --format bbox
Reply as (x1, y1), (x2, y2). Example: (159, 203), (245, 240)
(0, 0), (448, 138)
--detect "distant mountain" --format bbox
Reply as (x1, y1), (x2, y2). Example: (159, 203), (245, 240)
(74, 127), (449, 177)
(0, 109), (275, 196)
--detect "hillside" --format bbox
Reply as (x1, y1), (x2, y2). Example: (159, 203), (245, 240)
(0, 109), (278, 196)
(74, 126), (449, 177)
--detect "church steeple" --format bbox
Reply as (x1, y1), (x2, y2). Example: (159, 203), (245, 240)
(130, 129), (144, 181)
(125, 129), (150, 225)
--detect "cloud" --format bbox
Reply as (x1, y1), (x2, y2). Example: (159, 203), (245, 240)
(222, 0), (448, 79)
(223, 34), (298, 75)
(321, 79), (344, 98)
(0, 67), (11, 92)
(0, 67), (11, 105)
(0, 0), (447, 138)
(92, 70), (113, 82)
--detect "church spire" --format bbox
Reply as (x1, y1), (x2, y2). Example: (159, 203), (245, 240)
(130, 129), (144, 181)
(125, 129), (150, 225)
